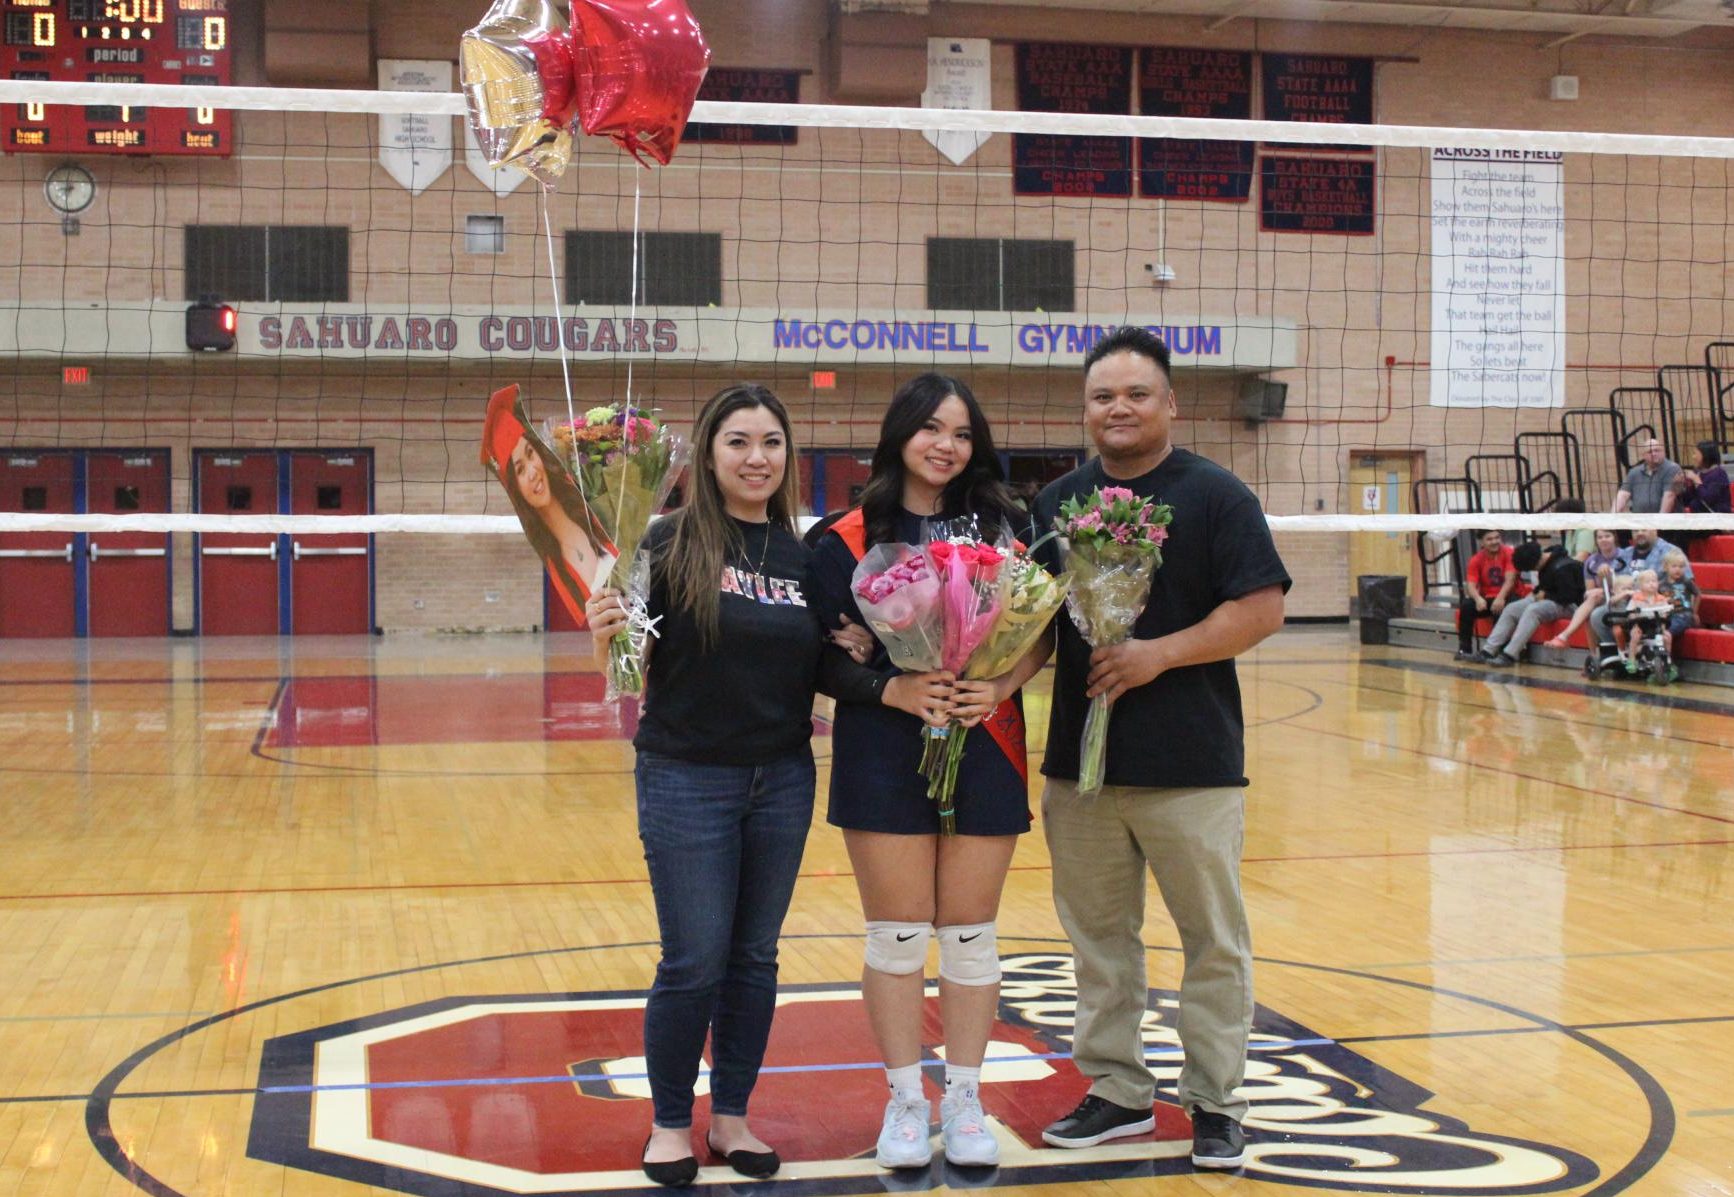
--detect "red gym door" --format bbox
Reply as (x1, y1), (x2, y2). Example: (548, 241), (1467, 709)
(288, 452), (372, 635)
(0, 451), (76, 638)
(87, 450), (171, 637)
(196, 451), (280, 636)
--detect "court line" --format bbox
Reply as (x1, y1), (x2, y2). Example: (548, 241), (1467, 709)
(5, 834), (1730, 904)
(1687, 1108), (1734, 1117)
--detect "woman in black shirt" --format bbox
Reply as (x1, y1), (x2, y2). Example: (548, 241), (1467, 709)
(587, 383), (880, 1186)
(807, 373), (1053, 1170)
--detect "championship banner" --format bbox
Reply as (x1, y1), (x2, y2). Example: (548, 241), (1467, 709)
(685, 68), (800, 144)
(1259, 155), (1376, 235)
(1260, 54), (1375, 153)
(1137, 48), (1254, 202)
(1429, 148), (1567, 408)
(1013, 43), (1133, 197)
(378, 59), (453, 195)
(922, 38), (992, 166)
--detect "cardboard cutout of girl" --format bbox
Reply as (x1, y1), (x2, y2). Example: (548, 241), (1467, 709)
(482, 384), (619, 625)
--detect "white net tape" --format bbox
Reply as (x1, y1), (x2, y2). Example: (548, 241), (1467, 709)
(4, 80), (1734, 159)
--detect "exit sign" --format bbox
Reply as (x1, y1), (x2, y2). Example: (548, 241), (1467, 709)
(63, 366), (91, 385)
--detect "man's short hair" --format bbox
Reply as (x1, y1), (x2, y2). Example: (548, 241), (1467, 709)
(1512, 540), (1543, 571)
(1083, 325), (1172, 381)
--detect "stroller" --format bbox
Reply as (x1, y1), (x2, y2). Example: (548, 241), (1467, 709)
(1584, 599), (1677, 684)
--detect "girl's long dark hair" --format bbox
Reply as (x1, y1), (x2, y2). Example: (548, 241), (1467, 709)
(504, 434), (589, 603)
(856, 373), (1019, 547)
(660, 383), (801, 646)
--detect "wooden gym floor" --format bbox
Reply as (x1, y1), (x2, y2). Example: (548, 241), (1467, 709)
(0, 627), (1730, 1196)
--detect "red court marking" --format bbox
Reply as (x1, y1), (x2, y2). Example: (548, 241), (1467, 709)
(263, 674), (829, 748)
(364, 997), (1186, 1174)
(264, 673), (635, 747)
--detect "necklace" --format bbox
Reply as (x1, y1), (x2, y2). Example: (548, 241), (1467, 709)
(738, 520), (773, 579)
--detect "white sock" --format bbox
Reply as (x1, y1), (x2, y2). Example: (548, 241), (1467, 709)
(886, 1063), (924, 1102)
(945, 1064), (981, 1096)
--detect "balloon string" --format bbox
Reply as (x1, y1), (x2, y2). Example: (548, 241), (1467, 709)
(541, 196), (578, 456)
(625, 173), (642, 445)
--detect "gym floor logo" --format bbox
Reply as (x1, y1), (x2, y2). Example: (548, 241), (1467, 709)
(248, 954), (1599, 1196)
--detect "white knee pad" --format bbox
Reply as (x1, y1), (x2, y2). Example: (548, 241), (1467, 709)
(936, 922), (1000, 986)
(865, 921), (932, 975)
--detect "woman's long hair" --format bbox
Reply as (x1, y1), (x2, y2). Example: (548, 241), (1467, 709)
(856, 373), (1019, 547)
(660, 383), (801, 645)
(503, 435), (591, 602)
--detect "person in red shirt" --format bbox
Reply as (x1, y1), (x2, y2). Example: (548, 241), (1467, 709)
(1456, 530), (1528, 660)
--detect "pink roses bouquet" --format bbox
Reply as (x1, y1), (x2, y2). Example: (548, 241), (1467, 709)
(1058, 485), (1173, 796)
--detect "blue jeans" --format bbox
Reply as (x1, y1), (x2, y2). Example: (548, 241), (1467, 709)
(635, 748), (816, 1128)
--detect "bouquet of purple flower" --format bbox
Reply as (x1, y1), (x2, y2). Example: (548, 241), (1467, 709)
(1057, 485), (1173, 796)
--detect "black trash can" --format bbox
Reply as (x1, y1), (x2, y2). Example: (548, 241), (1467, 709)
(1357, 574), (1408, 645)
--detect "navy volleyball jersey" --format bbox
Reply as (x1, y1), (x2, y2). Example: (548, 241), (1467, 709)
(807, 508), (1031, 832)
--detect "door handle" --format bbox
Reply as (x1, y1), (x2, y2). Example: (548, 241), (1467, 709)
(89, 544), (168, 560)
(292, 543), (368, 560)
(0, 544), (73, 561)
(202, 543), (278, 560)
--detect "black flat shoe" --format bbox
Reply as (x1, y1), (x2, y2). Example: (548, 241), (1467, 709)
(707, 1134), (781, 1179)
(642, 1135), (698, 1188)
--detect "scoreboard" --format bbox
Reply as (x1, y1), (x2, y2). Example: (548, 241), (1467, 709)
(3, 0), (231, 156)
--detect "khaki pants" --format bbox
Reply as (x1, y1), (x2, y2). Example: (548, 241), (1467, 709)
(1041, 778), (1252, 1122)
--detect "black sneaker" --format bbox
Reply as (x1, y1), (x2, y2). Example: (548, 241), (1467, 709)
(1189, 1108), (1246, 1169)
(1486, 653), (1516, 667)
(1040, 1095), (1154, 1148)
(1453, 649), (1480, 662)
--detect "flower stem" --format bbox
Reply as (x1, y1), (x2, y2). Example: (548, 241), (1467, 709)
(1077, 693), (1113, 796)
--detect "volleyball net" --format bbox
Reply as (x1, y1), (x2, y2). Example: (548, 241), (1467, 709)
(1, 78), (1731, 602)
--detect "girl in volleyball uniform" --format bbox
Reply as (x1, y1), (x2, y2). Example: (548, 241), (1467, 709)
(806, 373), (1052, 1171)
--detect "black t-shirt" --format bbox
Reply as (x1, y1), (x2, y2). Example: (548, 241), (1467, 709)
(1030, 451), (1291, 789)
(632, 516), (829, 766)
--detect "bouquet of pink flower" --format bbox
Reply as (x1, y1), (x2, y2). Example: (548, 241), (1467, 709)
(1058, 485), (1173, 796)
(917, 534), (1011, 831)
(851, 543), (946, 671)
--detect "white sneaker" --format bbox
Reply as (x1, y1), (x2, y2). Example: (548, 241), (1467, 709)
(940, 1086), (1000, 1166)
(875, 1094), (933, 1168)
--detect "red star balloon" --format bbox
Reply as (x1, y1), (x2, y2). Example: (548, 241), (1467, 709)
(570, 0), (712, 167)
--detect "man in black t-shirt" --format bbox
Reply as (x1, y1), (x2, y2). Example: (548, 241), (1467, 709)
(1030, 327), (1290, 1171)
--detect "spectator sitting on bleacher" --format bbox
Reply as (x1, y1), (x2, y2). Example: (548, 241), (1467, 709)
(1661, 549), (1699, 654)
(1672, 443), (1730, 552)
(1544, 529), (1631, 649)
(1626, 527), (1694, 581)
(1479, 539), (1586, 667)
(1455, 529), (1527, 662)
(1614, 439), (1682, 515)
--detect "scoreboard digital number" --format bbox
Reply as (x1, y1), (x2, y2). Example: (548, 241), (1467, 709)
(2, 0), (231, 156)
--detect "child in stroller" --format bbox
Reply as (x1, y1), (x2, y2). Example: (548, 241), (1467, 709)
(1601, 570), (1678, 684)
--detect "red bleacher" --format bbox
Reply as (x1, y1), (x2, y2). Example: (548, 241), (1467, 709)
(1470, 534), (1734, 665)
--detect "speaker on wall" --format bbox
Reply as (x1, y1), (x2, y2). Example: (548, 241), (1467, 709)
(1236, 377), (1288, 422)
